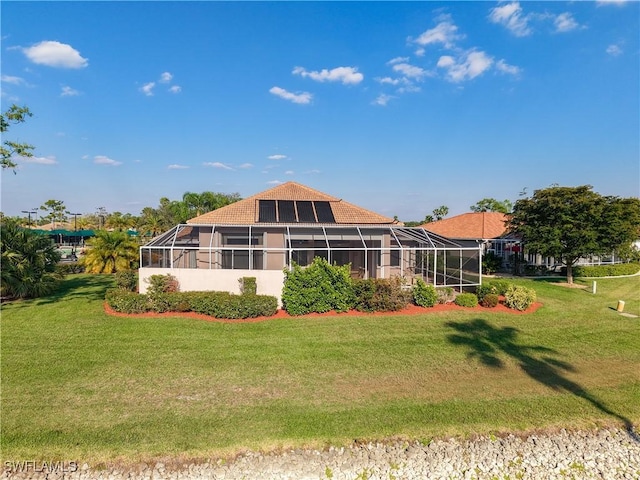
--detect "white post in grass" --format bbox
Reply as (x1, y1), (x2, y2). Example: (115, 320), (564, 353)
(592, 280), (597, 294)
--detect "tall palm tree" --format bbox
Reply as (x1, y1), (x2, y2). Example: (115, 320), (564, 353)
(1, 219), (62, 299)
(80, 230), (139, 273)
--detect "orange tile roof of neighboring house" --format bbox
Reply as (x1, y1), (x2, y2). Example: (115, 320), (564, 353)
(187, 181), (398, 225)
(421, 212), (509, 240)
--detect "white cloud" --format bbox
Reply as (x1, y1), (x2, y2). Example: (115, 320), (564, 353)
(392, 63), (428, 80)
(268, 154), (287, 160)
(269, 86), (312, 104)
(168, 85), (182, 93)
(606, 44), (623, 56)
(239, 163), (253, 169)
(22, 41), (88, 68)
(1, 75), (25, 85)
(168, 164), (189, 169)
(203, 162), (233, 170)
(388, 57), (410, 65)
(60, 85), (80, 97)
(437, 50), (494, 83)
(304, 169), (321, 174)
(284, 170), (294, 175)
(372, 94), (394, 106)
(267, 180), (283, 185)
(596, 0), (627, 5)
(488, 2), (532, 37)
(376, 77), (400, 86)
(495, 59), (521, 76)
(159, 72), (173, 83)
(554, 13), (580, 33)
(413, 19), (463, 49)
(292, 66), (364, 85)
(22, 155), (57, 165)
(140, 82), (155, 96)
(94, 155), (122, 166)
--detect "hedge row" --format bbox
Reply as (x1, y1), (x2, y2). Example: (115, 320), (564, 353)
(106, 289), (278, 319)
(567, 262), (640, 278)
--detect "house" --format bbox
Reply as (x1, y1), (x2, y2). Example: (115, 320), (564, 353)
(421, 212), (521, 265)
(139, 182), (482, 302)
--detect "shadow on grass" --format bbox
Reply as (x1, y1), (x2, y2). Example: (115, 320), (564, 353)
(3, 275), (114, 309)
(445, 318), (639, 443)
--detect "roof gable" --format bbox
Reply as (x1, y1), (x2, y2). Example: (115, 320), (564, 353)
(187, 181), (397, 225)
(421, 212), (509, 239)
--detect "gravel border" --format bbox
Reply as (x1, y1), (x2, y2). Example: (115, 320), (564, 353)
(3, 428), (639, 479)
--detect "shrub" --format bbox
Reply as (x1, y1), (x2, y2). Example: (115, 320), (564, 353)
(504, 285), (537, 311)
(481, 293), (500, 308)
(353, 277), (411, 312)
(482, 251), (503, 275)
(55, 262), (85, 276)
(114, 269), (138, 291)
(146, 274), (179, 295)
(476, 283), (498, 302)
(569, 263), (640, 278)
(239, 276), (257, 295)
(281, 257), (354, 315)
(485, 279), (512, 296)
(413, 278), (437, 308)
(436, 287), (455, 304)
(454, 293), (478, 308)
(105, 288), (149, 313)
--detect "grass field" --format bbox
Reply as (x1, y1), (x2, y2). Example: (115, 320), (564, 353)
(1, 274), (639, 464)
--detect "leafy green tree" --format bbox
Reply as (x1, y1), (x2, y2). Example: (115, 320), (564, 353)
(39, 199), (67, 227)
(0, 218), (62, 299)
(470, 198), (513, 214)
(1, 105), (34, 171)
(105, 212), (136, 231)
(403, 205), (449, 226)
(80, 230), (139, 273)
(508, 185), (640, 284)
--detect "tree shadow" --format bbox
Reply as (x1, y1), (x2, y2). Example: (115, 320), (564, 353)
(3, 274), (113, 308)
(445, 318), (639, 443)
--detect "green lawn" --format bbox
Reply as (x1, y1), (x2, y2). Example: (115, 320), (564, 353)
(1, 274), (639, 464)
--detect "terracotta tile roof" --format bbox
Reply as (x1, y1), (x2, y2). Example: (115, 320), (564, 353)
(187, 181), (397, 225)
(421, 212), (509, 240)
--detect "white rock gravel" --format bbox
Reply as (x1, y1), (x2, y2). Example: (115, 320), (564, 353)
(3, 428), (639, 480)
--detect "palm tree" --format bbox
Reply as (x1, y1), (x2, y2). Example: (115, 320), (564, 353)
(1, 219), (62, 299)
(80, 230), (139, 273)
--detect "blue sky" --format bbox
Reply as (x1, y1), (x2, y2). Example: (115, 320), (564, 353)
(1, 1), (638, 222)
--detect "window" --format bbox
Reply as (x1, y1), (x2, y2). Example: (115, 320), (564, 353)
(390, 249), (401, 267)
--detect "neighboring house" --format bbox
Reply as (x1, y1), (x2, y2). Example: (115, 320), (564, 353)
(421, 212), (521, 266)
(139, 182), (482, 302)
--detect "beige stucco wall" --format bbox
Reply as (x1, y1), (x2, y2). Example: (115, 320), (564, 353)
(138, 267), (286, 305)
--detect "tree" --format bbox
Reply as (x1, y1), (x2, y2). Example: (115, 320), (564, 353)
(403, 205), (449, 226)
(508, 185), (640, 284)
(40, 199), (67, 227)
(1, 105), (34, 171)
(80, 230), (139, 273)
(470, 198), (513, 214)
(0, 218), (62, 299)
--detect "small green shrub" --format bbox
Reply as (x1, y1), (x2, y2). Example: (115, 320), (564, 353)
(569, 262), (640, 278)
(454, 293), (478, 308)
(353, 277), (411, 312)
(412, 278), (438, 308)
(481, 293), (500, 308)
(476, 284), (498, 302)
(504, 285), (537, 311)
(436, 287), (455, 304)
(239, 276), (257, 295)
(282, 257), (354, 315)
(114, 269), (138, 291)
(485, 279), (512, 296)
(482, 251), (503, 275)
(146, 274), (179, 295)
(105, 288), (149, 313)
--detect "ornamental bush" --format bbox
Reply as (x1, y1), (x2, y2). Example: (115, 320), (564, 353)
(281, 257), (354, 315)
(454, 293), (478, 308)
(114, 269), (138, 292)
(476, 283), (498, 302)
(481, 293), (500, 308)
(353, 276), (411, 312)
(239, 276), (257, 295)
(504, 285), (537, 311)
(105, 289), (149, 313)
(436, 287), (455, 304)
(412, 278), (438, 308)
(485, 279), (512, 296)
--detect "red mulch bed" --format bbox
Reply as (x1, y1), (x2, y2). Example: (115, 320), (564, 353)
(104, 300), (542, 324)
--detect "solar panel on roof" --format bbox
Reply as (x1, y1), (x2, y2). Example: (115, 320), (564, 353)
(296, 201), (316, 223)
(314, 201), (335, 223)
(258, 200), (277, 223)
(278, 200), (297, 223)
